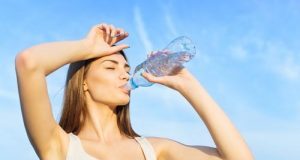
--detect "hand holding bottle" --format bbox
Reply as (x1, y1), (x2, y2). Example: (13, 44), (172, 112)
(141, 67), (198, 92)
(125, 36), (196, 90)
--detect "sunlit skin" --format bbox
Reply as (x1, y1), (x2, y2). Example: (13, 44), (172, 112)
(77, 53), (134, 150)
(84, 54), (131, 108)
(15, 23), (254, 160)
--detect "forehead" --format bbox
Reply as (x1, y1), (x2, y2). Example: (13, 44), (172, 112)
(94, 53), (128, 65)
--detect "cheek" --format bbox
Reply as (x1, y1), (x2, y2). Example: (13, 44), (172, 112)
(86, 72), (115, 100)
(85, 68), (130, 106)
(88, 82), (130, 106)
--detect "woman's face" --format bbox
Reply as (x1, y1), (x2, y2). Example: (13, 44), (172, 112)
(84, 53), (131, 107)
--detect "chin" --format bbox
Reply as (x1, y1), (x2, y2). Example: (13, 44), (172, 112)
(111, 96), (130, 106)
(118, 102), (129, 106)
(119, 98), (130, 105)
(107, 92), (130, 106)
(118, 93), (130, 104)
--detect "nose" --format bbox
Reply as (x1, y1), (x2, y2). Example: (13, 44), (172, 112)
(119, 71), (130, 81)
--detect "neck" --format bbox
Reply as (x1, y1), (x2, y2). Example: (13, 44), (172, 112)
(78, 100), (124, 143)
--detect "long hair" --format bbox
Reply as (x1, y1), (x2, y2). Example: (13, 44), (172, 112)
(59, 50), (139, 138)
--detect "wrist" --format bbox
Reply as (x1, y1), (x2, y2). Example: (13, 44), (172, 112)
(78, 39), (93, 59)
(177, 77), (199, 95)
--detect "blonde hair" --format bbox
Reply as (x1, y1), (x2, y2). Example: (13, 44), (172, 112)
(59, 51), (139, 138)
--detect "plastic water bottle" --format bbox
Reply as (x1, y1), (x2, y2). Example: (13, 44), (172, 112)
(125, 36), (196, 90)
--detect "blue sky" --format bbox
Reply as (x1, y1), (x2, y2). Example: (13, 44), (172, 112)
(1, 0), (300, 159)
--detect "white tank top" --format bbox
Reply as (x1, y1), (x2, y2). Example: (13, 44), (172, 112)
(66, 133), (156, 160)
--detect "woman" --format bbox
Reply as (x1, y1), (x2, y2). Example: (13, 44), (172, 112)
(15, 23), (254, 160)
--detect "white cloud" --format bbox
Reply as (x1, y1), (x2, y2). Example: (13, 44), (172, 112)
(0, 106), (37, 159)
(227, 35), (300, 82)
(0, 67), (19, 105)
(262, 42), (300, 81)
(227, 99), (300, 159)
(246, 129), (300, 160)
(133, 116), (215, 146)
(0, 88), (18, 102)
(203, 76), (300, 159)
(244, 111), (300, 159)
(229, 45), (248, 61)
(130, 86), (215, 146)
(133, 6), (153, 53)
(165, 12), (178, 36)
(274, 55), (300, 81)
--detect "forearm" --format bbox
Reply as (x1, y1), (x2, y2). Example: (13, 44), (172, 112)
(178, 79), (254, 160)
(16, 40), (88, 76)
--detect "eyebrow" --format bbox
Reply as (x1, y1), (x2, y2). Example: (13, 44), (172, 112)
(100, 60), (131, 69)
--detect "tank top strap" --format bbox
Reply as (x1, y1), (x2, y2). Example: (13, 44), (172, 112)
(67, 133), (97, 160)
(134, 137), (156, 160)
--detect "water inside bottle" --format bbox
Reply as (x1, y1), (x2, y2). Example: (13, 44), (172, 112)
(144, 51), (193, 76)
(125, 36), (196, 90)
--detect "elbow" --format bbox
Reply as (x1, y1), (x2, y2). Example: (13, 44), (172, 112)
(15, 49), (39, 73)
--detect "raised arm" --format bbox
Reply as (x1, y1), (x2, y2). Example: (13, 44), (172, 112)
(15, 24), (129, 158)
(142, 68), (254, 160)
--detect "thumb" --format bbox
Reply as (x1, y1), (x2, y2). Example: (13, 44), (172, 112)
(142, 72), (166, 84)
(109, 44), (130, 53)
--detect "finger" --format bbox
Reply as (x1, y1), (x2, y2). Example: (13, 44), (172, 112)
(90, 23), (106, 36)
(116, 29), (127, 39)
(96, 23), (109, 41)
(124, 31), (129, 37)
(101, 24), (111, 41)
(141, 72), (165, 84)
(104, 24), (111, 35)
(109, 44), (130, 53)
(96, 23), (104, 30)
(97, 23), (108, 33)
(108, 24), (116, 44)
(112, 28), (129, 44)
(113, 28), (122, 36)
(110, 25), (117, 38)
(111, 28), (124, 43)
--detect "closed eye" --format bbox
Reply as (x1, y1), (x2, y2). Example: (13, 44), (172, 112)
(106, 68), (131, 75)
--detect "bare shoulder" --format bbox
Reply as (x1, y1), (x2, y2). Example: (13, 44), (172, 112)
(143, 137), (167, 155)
(145, 137), (222, 160)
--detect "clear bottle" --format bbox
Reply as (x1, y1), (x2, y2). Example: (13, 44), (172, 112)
(126, 36), (196, 90)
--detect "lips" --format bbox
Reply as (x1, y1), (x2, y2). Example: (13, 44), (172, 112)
(119, 88), (129, 94)
(119, 84), (130, 94)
